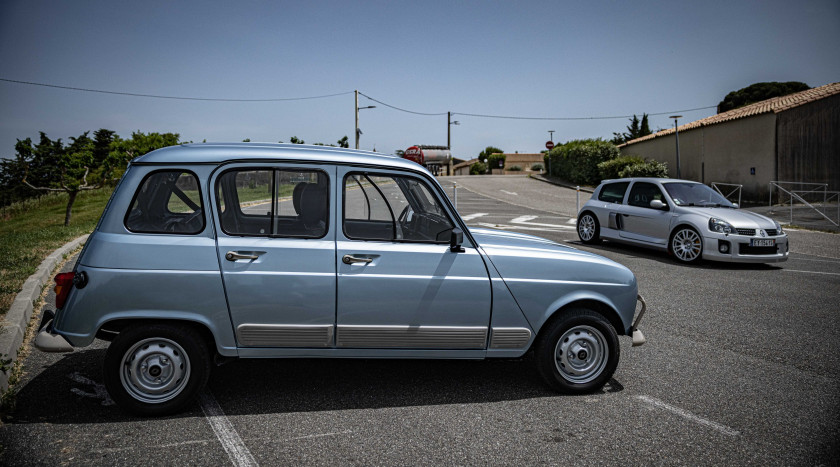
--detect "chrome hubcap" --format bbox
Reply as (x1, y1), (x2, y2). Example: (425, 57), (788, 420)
(120, 337), (190, 404)
(578, 215), (596, 241)
(672, 229), (702, 261)
(554, 325), (607, 383)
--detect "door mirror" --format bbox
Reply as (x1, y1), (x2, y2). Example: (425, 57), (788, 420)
(449, 228), (465, 252)
(649, 200), (667, 210)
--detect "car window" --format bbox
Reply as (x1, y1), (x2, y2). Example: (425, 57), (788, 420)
(216, 168), (328, 238)
(598, 182), (630, 203)
(343, 173), (454, 243)
(627, 182), (666, 208)
(125, 170), (205, 234)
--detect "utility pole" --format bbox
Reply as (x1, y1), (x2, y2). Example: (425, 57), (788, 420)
(669, 115), (682, 178)
(447, 112), (459, 149)
(354, 90), (376, 150)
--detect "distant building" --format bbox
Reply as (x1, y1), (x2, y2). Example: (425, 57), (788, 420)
(619, 82), (840, 202)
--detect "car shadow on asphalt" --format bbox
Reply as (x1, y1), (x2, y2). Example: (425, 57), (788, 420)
(569, 240), (784, 271)
(8, 348), (625, 423)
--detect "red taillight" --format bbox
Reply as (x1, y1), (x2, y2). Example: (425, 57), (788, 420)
(54, 272), (75, 309)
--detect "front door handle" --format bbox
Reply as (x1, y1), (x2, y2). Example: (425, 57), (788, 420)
(342, 255), (372, 265)
(225, 251), (260, 261)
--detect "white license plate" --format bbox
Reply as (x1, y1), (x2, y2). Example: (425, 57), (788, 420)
(750, 239), (775, 247)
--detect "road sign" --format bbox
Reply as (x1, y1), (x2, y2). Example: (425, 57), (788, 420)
(545, 141), (555, 150)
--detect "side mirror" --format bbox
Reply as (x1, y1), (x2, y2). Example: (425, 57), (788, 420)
(650, 200), (667, 210)
(450, 228), (465, 253)
(732, 203), (739, 208)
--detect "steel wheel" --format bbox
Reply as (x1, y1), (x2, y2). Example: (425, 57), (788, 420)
(120, 337), (191, 404)
(671, 227), (702, 263)
(554, 325), (608, 384)
(577, 212), (601, 244)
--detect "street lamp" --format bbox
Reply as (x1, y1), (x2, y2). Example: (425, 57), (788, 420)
(447, 111), (459, 149)
(355, 90), (376, 149)
(548, 130), (555, 176)
(669, 115), (682, 178)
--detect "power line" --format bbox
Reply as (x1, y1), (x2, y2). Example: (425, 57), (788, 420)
(0, 78), (354, 102)
(357, 91), (448, 116)
(454, 106), (717, 121)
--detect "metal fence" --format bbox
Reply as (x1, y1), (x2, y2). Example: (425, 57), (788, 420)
(711, 182), (742, 206)
(769, 181), (839, 227)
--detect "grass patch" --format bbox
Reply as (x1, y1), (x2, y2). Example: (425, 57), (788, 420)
(0, 188), (113, 317)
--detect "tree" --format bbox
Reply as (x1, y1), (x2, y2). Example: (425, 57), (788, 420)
(337, 136), (349, 148)
(478, 146), (503, 163)
(290, 136), (305, 144)
(611, 114), (651, 144)
(717, 81), (810, 113)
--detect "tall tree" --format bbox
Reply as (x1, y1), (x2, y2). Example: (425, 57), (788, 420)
(717, 81), (810, 113)
(337, 136), (349, 148)
(478, 146), (503, 163)
(611, 114), (651, 144)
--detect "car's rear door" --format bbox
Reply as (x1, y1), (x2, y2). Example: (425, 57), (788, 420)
(619, 181), (673, 245)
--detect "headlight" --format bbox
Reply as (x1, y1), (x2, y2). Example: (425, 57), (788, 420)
(708, 217), (735, 234)
(774, 221), (783, 235)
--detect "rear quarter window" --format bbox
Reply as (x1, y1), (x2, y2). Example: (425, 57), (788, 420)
(124, 170), (205, 234)
(598, 182), (630, 204)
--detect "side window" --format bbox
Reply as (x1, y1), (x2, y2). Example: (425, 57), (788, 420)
(343, 173), (454, 243)
(125, 171), (204, 234)
(598, 182), (630, 204)
(216, 168), (328, 238)
(627, 182), (666, 209)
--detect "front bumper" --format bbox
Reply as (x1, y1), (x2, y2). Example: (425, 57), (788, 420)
(631, 294), (646, 347)
(702, 233), (789, 263)
(33, 310), (74, 353)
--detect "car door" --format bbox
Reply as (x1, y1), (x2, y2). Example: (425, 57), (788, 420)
(619, 181), (673, 245)
(335, 168), (492, 350)
(212, 163), (337, 348)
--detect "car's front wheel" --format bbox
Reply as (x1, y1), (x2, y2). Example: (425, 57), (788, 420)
(535, 309), (619, 393)
(104, 323), (211, 416)
(577, 212), (601, 244)
(670, 226), (703, 264)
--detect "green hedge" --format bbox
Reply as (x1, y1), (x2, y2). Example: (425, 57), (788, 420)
(597, 155), (645, 180)
(487, 154), (506, 170)
(469, 161), (487, 175)
(544, 139), (619, 185)
(619, 160), (669, 178)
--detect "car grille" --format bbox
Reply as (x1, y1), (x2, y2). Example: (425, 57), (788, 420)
(736, 228), (755, 236)
(765, 229), (778, 236)
(738, 244), (778, 255)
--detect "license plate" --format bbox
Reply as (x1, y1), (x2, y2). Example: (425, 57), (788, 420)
(750, 239), (775, 247)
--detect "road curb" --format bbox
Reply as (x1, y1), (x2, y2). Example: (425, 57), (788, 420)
(0, 234), (89, 393)
(528, 174), (595, 193)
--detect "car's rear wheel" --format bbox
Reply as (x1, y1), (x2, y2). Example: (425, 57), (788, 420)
(104, 323), (211, 416)
(535, 309), (619, 393)
(577, 212), (601, 244)
(670, 227), (703, 264)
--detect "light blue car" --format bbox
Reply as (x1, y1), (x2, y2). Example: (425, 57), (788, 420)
(35, 143), (646, 415)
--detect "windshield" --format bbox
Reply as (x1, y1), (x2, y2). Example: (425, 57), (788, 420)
(662, 182), (736, 207)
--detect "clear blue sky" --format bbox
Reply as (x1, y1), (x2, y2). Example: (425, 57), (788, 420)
(1, 0), (838, 159)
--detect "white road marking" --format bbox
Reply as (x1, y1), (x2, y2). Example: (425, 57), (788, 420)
(460, 213), (489, 221)
(67, 372), (114, 406)
(510, 215), (576, 230)
(475, 222), (572, 233)
(636, 395), (740, 437)
(288, 430), (354, 441)
(200, 389), (259, 467)
(91, 431), (355, 454)
(500, 190), (518, 196)
(781, 269), (840, 276)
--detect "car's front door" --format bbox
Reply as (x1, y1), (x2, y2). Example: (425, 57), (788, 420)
(335, 168), (492, 350)
(212, 163), (337, 348)
(619, 181), (673, 245)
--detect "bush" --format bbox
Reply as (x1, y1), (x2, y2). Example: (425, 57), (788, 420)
(486, 153), (506, 170)
(545, 139), (619, 185)
(469, 162), (487, 175)
(507, 165), (522, 172)
(619, 160), (669, 178)
(597, 155), (645, 180)
(531, 163), (543, 172)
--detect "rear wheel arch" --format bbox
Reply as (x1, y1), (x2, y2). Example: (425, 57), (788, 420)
(98, 318), (217, 353)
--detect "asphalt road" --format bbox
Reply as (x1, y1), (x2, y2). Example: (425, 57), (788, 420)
(1, 175), (838, 466)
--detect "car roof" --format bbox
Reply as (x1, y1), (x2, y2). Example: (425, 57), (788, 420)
(599, 177), (702, 185)
(132, 142), (425, 172)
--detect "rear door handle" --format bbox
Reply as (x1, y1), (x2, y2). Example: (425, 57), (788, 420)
(342, 255), (372, 265)
(225, 251), (260, 261)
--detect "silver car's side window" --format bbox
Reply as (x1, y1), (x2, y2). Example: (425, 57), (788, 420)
(124, 170), (205, 235)
(598, 182), (630, 203)
(627, 182), (666, 209)
(216, 168), (329, 238)
(343, 173), (454, 243)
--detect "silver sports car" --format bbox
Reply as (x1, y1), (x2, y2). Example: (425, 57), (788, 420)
(577, 178), (789, 264)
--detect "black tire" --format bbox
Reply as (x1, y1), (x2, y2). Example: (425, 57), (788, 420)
(669, 226), (703, 264)
(577, 212), (601, 244)
(104, 323), (211, 416)
(535, 309), (619, 394)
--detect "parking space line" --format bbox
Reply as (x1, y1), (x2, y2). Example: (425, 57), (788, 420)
(199, 389), (259, 467)
(781, 269), (840, 276)
(636, 395), (740, 437)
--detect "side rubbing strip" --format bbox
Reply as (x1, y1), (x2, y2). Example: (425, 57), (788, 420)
(337, 326), (488, 349)
(237, 324), (334, 347)
(489, 327), (532, 349)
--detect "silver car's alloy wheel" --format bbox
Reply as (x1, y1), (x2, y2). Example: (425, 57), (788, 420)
(672, 228), (702, 262)
(578, 214), (597, 242)
(554, 325), (608, 383)
(120, 337), (191, 404)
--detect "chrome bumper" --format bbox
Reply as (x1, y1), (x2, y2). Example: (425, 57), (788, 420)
(631, 294), (647, 347)
(33, 310), (74, 353)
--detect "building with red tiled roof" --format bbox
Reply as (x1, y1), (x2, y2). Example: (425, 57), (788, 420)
(619, 82), (840, 201)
